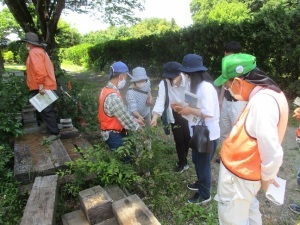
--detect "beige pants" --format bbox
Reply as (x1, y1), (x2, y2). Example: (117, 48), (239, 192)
(214, 162), (262, 225)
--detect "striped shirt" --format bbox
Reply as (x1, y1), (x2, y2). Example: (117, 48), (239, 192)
(126, 80), (151, 118)
(100, 82), (139, 141)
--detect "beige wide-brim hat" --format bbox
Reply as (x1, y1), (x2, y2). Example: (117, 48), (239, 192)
(20, 32), (46, 47)
(130, 67), (149, 82)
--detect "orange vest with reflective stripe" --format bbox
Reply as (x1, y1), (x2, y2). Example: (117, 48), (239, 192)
(221, 89), (288, 181)
(98, 87), (123, 132)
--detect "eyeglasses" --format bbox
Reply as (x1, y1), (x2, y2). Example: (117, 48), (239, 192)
(223, 80), (234, 90)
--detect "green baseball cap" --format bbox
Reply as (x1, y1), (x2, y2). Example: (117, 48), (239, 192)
(214, 53), (257, 86)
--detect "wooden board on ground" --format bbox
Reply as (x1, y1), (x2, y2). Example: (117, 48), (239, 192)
(103, 185), (127, 202)
(113, 194), (161, 225)
(14, 133), (72, 184)
(95, 217), (119, 225)
(20, 175), (58, 225)
(79, 185), (113, 225)
(62, 210), (89, 225)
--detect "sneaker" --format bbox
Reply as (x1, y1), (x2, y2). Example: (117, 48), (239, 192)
(47, 133), (61, 142)
(188, 193), (211, 204)
(175, 164), (189, 173)
(187, 181), (198, 191)
(289, 204), (300, 214)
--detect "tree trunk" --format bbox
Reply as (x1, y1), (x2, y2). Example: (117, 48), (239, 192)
(0, 48), (4, 74)
(4, 0), (66, 56)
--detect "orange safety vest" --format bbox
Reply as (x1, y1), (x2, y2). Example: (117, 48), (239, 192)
(221, 89), (288, 181)
(98, 87), (123, 132)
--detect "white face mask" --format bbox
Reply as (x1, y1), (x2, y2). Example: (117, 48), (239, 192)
(228, 79), (244, 101)
(117, 78), (126, 89)
(26, 44), (30, 51)
(136, 81), (146, 89)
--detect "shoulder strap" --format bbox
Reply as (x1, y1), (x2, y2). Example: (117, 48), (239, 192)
(129, 87), (148, 95)
(163, 79), (169, 109)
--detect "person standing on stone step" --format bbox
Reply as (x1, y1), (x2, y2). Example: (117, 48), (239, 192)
(20, 32), (60, 142)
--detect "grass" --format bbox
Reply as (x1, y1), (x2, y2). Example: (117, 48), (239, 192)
(3, 64), (25, 72)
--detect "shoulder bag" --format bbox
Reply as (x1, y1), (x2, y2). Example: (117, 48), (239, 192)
(189, 116), (212, 154)
(161, 79), (170, 135)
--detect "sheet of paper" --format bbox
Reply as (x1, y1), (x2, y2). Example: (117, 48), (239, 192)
(266, 176), (286, 206)
(29, 90), (58, 112)
(184, 91), (202, 108)
(294, 97), (300, 106)
(181, 91), (201, 125)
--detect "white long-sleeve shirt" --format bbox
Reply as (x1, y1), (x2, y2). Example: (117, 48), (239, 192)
(246, 87), (285, 180)
(152, 73), (190, 123)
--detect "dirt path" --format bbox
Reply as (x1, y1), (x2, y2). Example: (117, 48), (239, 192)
(258, 126), (300, 225)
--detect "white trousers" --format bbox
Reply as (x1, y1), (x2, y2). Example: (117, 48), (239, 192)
(214, 162), (262, 225)
(219, 100), (247, 143)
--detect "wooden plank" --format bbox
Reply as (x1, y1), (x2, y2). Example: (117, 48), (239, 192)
(14, 143), (34, 184)
(113, 194), (161, 225)
(73, 137), (93, 155)
(79, 186), (113, 225)
(14, 135), (74, 184)
(49, 139), (72, 169)
(20, 175), (58, 225)
(95, 217), (118, 225)
(62, 210), (89, 225)
(103, 185), (127, 202)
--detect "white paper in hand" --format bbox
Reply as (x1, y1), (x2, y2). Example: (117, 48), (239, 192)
(29, 90), (58, 112)
(266, 176), (286, 205)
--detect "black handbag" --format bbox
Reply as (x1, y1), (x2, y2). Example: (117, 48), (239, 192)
(189, 116), (212, 154)
(161, 79), (170, 135)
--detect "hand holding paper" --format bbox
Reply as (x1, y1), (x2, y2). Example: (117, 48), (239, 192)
(265, 176), (286, 206)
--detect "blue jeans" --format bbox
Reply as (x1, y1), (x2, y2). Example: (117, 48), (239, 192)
(192, 139), (219, 199)
(105, 132), (124, 150)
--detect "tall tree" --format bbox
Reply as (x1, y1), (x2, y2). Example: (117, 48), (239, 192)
(1, 0), (144, 55)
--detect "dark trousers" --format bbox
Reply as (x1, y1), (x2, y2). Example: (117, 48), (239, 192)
(192, 139), (219, 199)
(30, 90), (60, 135)
(171, 111), (191, 167)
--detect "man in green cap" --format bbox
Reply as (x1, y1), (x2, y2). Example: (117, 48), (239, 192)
(214, 53), (289, 224)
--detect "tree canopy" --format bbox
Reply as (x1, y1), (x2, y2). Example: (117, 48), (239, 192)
(190, 0), (296, 24)
(1, 0), (144, 54)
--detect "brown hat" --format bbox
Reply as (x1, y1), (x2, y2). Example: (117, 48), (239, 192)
(20, 32), (46, 47)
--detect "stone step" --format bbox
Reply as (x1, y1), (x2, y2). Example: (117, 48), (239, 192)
(113, 194), (161, 225)
(14, 134), (71, 184)
(20, 175), (58, 225)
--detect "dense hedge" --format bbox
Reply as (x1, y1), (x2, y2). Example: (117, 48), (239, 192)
(85, 6), (299, 98)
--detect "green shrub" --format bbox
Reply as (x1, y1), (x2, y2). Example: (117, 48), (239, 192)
(3, 51), (14, 64)
(0, 145), (26, 224)
(0, 74), (28, 144)
(60, 43), (93, 68)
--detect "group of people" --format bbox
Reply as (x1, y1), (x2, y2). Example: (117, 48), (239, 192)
(97, 45), (292, 224)
(21, 31), (295, 225)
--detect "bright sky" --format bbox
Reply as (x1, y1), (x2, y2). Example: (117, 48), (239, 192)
(62, 0), (193, 34)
